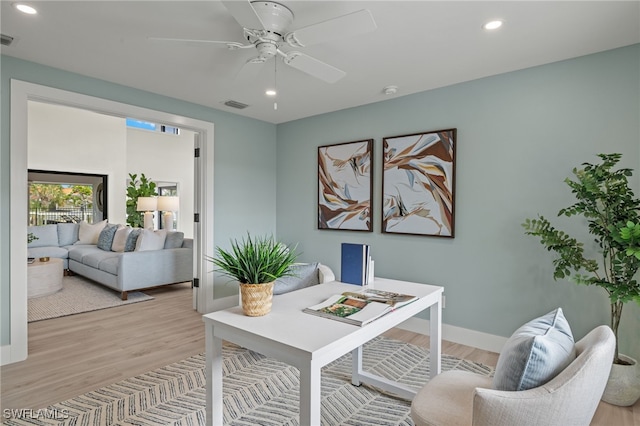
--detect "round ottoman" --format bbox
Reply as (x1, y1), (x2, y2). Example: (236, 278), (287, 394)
(28, 258), (64, 298)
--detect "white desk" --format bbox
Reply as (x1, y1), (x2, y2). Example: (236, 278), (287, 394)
(203, 278), (443, 425)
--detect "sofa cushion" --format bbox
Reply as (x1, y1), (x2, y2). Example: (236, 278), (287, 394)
(27, 225), (59, 248)
(273, 262), (320, 295)
(27, 246), (68, 260)
(57, 223), (79, 246)
(76, 220), (107, 245)
(97, 224), (120, 251)
(492, 307), (576, 391)
(164, 231), (185, 249)
(112, 227), (132, 252)
(82, 250), (120, 269)
(68, 245), (104, 263)
(136, 229), (167, 252)
(98, 256), (120, 275)
(125, 228), (142, 252)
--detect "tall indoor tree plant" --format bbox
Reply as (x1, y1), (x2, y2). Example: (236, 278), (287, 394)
(522, 153), (640, 405)
(209, 233), (298, 316)
(126, 173), (157, 227)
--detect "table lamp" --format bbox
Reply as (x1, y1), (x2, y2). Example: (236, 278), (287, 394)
(136, 196), (157, 229)
(157, 195), (179, 231)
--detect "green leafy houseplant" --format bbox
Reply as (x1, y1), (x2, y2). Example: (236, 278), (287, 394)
(208, 234), (298, 284)
(522, 153), (640, 365)
(126, 173), (157, 227)
(27, 232), (38, 244)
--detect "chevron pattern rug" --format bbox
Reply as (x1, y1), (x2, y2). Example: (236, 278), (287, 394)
(3, 337), (493, 426)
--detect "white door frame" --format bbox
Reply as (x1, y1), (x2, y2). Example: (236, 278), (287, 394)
(4, 79), (215, 365)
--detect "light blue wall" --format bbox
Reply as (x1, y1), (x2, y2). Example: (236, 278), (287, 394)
(276, 44), (640, 358)
(3, 45), (639, 357)
(0, 56), (277, 345)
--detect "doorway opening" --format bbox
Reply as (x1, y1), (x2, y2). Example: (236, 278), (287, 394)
(6, 79), (215, 366)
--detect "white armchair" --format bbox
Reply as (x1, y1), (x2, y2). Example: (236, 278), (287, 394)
(272, 262), (335, 295)
(410, 325), (615, 426)
(317, 263), (335, 283)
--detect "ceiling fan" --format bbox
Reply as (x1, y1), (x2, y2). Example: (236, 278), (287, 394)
(150, 0), (377, 84)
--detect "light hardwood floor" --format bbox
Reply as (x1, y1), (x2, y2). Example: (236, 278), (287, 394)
(2, 280), (638, 425)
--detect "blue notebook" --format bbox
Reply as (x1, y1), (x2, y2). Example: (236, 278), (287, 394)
(341, 243), (370, 286)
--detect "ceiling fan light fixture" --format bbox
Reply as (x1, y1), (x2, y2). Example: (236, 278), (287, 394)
(483, 20), (503, 30)
(265, 89), (277, 96)
(14, 3), (37, 14)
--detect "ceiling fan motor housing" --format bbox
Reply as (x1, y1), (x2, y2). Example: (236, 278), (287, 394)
(250, 1), (294, 35)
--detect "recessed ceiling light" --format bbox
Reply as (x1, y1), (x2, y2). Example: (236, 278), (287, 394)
(265, 89), (277, 96)
(14, 3), (37, 14)
(483, 20), (503, 30)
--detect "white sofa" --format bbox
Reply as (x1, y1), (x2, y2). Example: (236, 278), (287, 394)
(28, 223), (193, 300)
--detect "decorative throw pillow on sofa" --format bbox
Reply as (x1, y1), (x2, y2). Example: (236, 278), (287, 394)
(273, 262), (320, 295)
(124, 228), (142, 252)
(135, 229), (167, 252)
(164, 231), (185, 249)
(57, 223), (79, 246)
(492, 307), (576, 391)
(27, 224), (59, 248)
(75, 220), (107, 245)
(111, 227), (132, 252)
(97, 224), (120, 251)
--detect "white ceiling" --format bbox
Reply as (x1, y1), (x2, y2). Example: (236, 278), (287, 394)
(2, 1), (639, 124)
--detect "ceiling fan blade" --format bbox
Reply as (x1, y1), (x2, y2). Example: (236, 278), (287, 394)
(234, 57), (266, 82)
(221, 0), (265, 30)
(148, 37), (248, 49)
(283, 52), (345, 83)
(285, 9), (376, 47)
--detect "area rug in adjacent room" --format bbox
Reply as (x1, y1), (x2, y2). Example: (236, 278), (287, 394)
(3, 337), (493, 425)
(28, 275), (154, 322)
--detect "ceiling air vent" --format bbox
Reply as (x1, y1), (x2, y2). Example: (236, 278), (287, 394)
(223, 100), (249, 110)
(1, 34), (14, 46)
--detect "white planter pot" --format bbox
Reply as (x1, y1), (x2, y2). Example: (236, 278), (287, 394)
(601, 354), (640, 406)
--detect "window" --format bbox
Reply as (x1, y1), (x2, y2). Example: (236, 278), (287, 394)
(126, 118), (180, 135)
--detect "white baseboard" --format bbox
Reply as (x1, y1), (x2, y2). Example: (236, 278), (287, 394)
(397, 317), (507, 354)
(1, 344), (12, 366)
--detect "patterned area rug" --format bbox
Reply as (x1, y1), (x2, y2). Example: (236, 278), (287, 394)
(3, 337), (493, 425)
(28, 275), (154, 322)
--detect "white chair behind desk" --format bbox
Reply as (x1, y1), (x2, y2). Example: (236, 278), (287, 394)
(410, 324), (615, 426)
(273, 262), (335, 295)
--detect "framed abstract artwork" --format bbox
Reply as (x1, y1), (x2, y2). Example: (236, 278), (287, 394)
(382, 128), (456, 237)
(318, 139), (373, 231)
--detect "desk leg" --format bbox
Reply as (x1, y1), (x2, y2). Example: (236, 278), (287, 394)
(299, 362), (321, 426)
(351, 346), (363, 386)
(205, 322), (223, 426)
(429, 296), (442, 379)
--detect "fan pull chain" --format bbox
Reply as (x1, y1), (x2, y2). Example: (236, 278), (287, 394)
(274, 58), (278, 110)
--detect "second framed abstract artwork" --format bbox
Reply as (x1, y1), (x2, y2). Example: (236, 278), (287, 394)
(382, 129), (456, 237)
(318, 139), (373, 231)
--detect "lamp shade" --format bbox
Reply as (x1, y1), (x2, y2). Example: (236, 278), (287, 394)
(136, 196), (157, 212)
(157, 196), (179, 212)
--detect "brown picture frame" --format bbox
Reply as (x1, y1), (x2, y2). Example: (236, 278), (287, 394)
(382, 129), (456, 237)
(318, 139), (373, 231)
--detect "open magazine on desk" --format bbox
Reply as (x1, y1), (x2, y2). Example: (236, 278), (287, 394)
(302, 288), (417, 326)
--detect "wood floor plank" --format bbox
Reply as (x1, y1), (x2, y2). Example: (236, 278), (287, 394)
(1, 280), (637, 425)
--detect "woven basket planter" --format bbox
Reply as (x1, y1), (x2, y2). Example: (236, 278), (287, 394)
(240, 282), (274, 316)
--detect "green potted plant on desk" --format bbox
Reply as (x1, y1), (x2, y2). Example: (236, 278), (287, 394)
(208, 233), (298, 316)
(522, 153), (640, 406)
